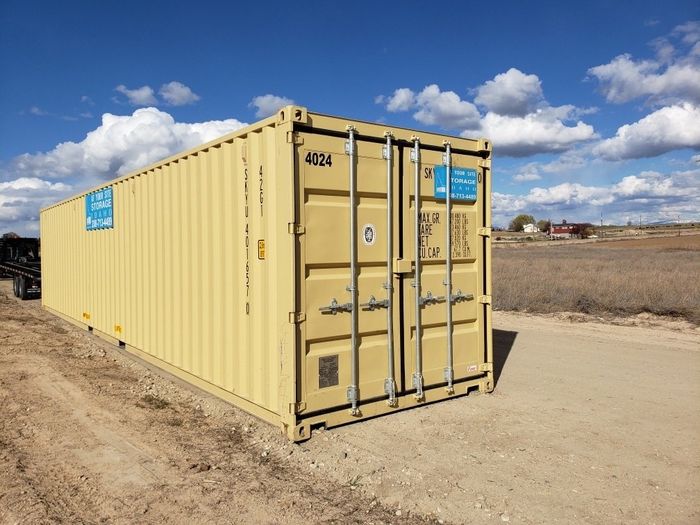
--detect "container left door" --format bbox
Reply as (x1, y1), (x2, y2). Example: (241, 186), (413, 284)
(296, 131), (402, 414)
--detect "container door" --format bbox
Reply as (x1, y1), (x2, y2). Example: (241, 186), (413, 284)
(401, 143), (485, 396)
(297, 131), (402, 413)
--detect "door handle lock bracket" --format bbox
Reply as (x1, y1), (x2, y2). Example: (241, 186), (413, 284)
(360, 295), (389, 311)
(450, 290), (474, 304)
(419, 291), (445, 306)
(319, 298), (353, 315)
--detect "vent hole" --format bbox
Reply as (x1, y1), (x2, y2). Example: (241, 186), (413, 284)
(279, 111), (285, 121)
(294, 109), (302, 121)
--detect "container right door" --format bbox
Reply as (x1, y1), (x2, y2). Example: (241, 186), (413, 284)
(401, 145), (486, 393)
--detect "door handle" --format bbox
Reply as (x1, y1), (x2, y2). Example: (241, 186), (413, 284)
(449, 289), (474, 304)
(359, 295), (389, 311)
(319, 298), (353, 315)
(419, 291), (445, 306)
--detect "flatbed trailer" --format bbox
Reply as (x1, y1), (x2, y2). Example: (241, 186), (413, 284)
(0, 237), (41, 300)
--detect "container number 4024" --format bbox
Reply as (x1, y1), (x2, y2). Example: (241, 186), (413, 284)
(305, 151), (332, 167)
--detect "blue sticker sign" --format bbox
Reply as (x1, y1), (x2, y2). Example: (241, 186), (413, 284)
(85, 187), (114, 230)
(434, 166), (477, 202)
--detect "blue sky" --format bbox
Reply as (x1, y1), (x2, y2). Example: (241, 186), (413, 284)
(1, 0), (699, 234)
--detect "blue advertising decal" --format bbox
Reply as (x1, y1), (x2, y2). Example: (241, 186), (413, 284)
(434, 165), (477, 202)
(85, 186), (114, 230)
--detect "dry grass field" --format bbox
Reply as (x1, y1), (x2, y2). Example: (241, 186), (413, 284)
(492, 234), (700, 325)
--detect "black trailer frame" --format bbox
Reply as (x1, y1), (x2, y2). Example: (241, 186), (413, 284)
(0, 237), (41, 300)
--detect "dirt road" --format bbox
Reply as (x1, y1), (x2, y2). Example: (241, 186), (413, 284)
(1, 280), (698, 524)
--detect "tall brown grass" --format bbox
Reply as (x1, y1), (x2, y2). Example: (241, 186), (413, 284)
(492, 235), (700, 325)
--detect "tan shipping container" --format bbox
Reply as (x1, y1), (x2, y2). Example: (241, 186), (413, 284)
(40, 106), (493, 440)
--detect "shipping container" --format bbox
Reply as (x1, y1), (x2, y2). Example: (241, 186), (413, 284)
(40, 106), (493, 440)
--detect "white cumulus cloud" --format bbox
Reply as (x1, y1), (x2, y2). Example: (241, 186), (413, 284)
(376, 85), (480, 129)
(464, 106), (598, 157)
(114, 84), (158, 106)
(492, 168), (700, 226)
(593, 103), (700, 160)
(0, 177), (71, 196)
(0, 178), (73, 233)
(10, 108), (246, 180)
(377, 71), (596, 156)
(379, 88), (417, 112)
(1, 108), (247, 234)
(474, 68), (544, 116)
(249, 94), (294, 118)
(588, 21), (700, 105)
(413, 85), (481, 130)
(159, 81), (200, 106)
(588, 54), (700, 105)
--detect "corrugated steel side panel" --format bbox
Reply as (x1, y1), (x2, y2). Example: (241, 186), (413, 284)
(40, 118), (297, 423)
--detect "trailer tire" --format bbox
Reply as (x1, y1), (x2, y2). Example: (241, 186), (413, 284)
(13, 276), (19, 297)
(19, 277), (28, 300)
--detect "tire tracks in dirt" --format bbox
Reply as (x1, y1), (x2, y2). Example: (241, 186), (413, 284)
(0, 282), (432, 524)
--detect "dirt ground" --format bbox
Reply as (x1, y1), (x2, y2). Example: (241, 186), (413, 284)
(1, 281), (699, 524)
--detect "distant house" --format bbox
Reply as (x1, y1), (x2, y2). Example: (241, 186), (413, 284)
(549, 220), (581, 239)
(523, 223), (539, 233)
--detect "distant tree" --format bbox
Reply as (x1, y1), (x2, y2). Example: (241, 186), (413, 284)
(1, 232), (20, 239)
(509, 214), (535, 232)
(537, 219), (551, 233)
(579, 223), (595, 239)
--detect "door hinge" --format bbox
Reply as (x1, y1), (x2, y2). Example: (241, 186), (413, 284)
(286, 131), (304, 144)
(479, 362), (493, 372)
(289, 312), (306, 323)
(289, 401), (306, 414)
(478, 227), (492, 237)
(478, 295), (492, 305)
(288, 223), (305, 234)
